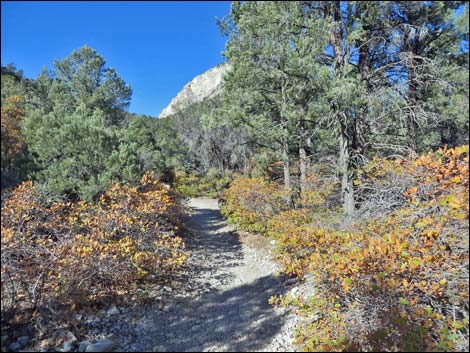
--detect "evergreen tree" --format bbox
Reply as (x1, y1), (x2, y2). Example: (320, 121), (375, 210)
(23, 104), (118, 200)
(21, 47), (137, 200)
(219, 1), (329, 200)
(49, 45), (132, 126)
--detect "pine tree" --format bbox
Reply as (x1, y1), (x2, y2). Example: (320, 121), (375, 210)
(21, 47), (137, 200)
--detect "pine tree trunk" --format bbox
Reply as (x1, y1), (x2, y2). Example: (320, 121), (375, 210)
(282, 130), (292, 208)
(328, 1), (355, 216)
(352, 117), (366, 164)
(339, 121), (355, 216)
(406, 110), (418, 155)
(282, 136), (291, 191)
(280, 82), (292, 204)
(306, 134), (313, 171)
(299, 143), (307, 201)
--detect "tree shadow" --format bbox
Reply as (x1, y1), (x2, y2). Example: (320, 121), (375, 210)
(125, 201), (297, 351)
(133, 273), (295, 352)
(186, 204), (233, 234)
(183, 204), (245, 270)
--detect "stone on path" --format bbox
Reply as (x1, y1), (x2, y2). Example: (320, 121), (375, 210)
(85, 338), (115, 352)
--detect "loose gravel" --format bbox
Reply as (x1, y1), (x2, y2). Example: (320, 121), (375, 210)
(84, 198), (300, 352)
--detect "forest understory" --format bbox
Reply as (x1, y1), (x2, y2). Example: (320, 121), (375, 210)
(2, 1), (469, 352)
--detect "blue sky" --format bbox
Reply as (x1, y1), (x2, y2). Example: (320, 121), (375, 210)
(1, 1), (231, 117)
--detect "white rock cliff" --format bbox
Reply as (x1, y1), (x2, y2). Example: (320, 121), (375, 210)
(157, 62), (230, 119)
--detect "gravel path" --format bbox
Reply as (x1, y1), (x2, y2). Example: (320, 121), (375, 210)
(115, 197), (298, 352)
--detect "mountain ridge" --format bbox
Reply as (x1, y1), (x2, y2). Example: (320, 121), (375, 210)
(157, 62), (230, 119)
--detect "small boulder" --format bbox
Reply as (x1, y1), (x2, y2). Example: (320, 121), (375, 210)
(85, 338), (115, 352)
(107, 305), (120, 316)
(78, 340), (91, 352)
(16, 335), (29, 347)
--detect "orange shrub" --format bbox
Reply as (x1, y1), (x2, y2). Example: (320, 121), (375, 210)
(220, 175), (290, 233)
(1, 172), (187, 322)
(1, 95), (26, 173)
(299, 166), (337, 209)
(267, 208), (341, 279)
(270, 146), (469, 351)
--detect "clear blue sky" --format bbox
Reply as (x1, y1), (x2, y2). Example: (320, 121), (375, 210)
(1, 1), (231, 117)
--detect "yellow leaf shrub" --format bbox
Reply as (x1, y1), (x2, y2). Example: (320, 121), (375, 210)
(1, 172), (187, 323)
(1, 96), (26, 171)
(220, 175), (290, 233)
(173, 168), (232, 198)
(227, 146), (468, 351)
(299, 168), (337, 209)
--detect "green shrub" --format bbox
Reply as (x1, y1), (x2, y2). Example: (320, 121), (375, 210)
(173, 168), (232, 198)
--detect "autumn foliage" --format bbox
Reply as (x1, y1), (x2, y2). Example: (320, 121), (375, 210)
(224, 146), (469, 351)
(1, 95), (25, 174)
(220, 175), (290, 233)
(1, 173), (187, 322)
(173, 168), (232, 198)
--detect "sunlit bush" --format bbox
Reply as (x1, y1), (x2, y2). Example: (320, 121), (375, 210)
(220, 175), (290, 233)
(270, 145), (469, 351)
(1, 172), (187, 323)
(173, 168), (232, 198)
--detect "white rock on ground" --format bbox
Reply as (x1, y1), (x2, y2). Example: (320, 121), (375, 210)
(106, 305), (120, 316)
(78, 340), (91, 352)
(85, 338), (114, 352)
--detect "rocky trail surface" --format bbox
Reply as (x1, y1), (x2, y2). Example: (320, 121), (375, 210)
(79, 198), (299, 352)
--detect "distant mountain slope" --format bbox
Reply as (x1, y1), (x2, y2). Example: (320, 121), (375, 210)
(158, 62), (230, 119)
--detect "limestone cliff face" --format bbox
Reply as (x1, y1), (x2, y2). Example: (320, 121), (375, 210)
(157, 62), (230, 119)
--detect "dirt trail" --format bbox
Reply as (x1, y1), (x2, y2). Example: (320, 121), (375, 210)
(112, 197), (297, 352)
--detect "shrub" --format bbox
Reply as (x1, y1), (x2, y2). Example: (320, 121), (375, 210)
(267, 208), (343, 279)
(220, 175), (290, 233)
(1, 95), (26, 178)
(1, 172), (187, 324)
(270, 145), (469, 351)
(354, 156), (414, 218)
(173, 168), (232, 198)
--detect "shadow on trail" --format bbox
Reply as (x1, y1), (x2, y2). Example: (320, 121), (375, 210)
(183, 204), (244, 270)
(131, 199), (296, 351)
(188, 205), (228, 233)
(146, 274), (294, 352)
